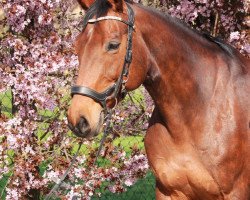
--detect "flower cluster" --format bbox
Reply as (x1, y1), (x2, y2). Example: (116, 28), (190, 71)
(3, 0), (60, 33)
(229, 30), (250, 55)
(4, 137), (149, 199)
(61, 149), (149, 200)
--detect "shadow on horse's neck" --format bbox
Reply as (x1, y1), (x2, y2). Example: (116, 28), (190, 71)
(134, 4), (220, 135)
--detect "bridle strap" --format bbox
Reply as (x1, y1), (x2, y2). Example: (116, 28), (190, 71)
(88, 16), (135, 29)
(71, 3), (134, 113)
(112, 3), (134, 98)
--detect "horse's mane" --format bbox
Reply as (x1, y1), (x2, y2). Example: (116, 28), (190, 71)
(202, 33), (235, 57)
(83, 0), (235, 57)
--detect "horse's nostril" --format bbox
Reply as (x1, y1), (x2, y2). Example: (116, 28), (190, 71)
(78, 116), (88, 129)
(67, 116), (91, 138)
(76, 116), (91, 137)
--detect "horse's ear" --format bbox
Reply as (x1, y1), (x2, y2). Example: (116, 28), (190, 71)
(107, 0), (124, 12)
(77, 0), (95, 10)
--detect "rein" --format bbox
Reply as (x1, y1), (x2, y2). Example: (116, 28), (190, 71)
(45, 112), (113, 200)
(45, 142), (82, 200)
(71, 2), (135, 113)
(44, 113), (113, 199)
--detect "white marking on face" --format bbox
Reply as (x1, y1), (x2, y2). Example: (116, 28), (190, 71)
(87, 27), (94, 38)
(107, 20), (120, 35)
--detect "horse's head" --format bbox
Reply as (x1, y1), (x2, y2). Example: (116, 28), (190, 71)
(67, 0), (148, 138)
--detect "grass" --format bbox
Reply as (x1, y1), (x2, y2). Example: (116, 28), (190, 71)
(0, 174), (11, 200)
(92, 172), (155, 200)
(0, 89), (12, 118)
(113, 136), (145, 154)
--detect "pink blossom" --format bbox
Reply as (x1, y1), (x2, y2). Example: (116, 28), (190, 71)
(108, 185), (116, 193)
(24, 144), (35, 155)
(45, 170), (61, 184)
(124, 178), (135, 186)
(6, 188), (20, 200)
(88, 191), (94, 196)
(243, 44), (250, 54)
(14, 5), (26, 16)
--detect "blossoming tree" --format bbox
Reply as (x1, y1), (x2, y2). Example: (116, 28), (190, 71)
(0, 0), (249, 199)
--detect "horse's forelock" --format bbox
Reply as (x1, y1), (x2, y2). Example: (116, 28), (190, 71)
(82, 0), (112, 27)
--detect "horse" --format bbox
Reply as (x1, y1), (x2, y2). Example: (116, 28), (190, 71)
(67, 0), (250, 199)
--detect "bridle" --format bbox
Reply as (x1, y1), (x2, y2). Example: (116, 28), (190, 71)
(71, 3), (135, 113)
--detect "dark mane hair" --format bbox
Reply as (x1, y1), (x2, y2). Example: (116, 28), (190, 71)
(82, 0), (133, 27)
(83, 0), (112, 27)
(202, 33), (235, 57)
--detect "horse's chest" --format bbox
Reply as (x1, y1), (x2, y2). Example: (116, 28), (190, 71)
(145, 125), (222, 199)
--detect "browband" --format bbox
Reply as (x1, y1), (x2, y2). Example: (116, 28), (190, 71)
(88, 16), (135, 29)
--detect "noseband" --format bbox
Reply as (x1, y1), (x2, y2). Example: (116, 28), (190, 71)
(71, 3), (135, 112)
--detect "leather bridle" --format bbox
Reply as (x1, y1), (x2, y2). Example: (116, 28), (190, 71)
(71, 3), (135, 113)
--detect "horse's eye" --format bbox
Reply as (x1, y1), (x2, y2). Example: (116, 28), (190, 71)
(106, 42), (120, 51)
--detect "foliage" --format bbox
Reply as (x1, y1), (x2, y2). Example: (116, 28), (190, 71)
(0, 0), (249, 199)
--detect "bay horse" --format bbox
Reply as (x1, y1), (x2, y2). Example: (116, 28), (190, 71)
(67, 0), (250, 199)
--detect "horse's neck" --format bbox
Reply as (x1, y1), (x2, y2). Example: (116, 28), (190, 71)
(135, 5), (219, 138)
